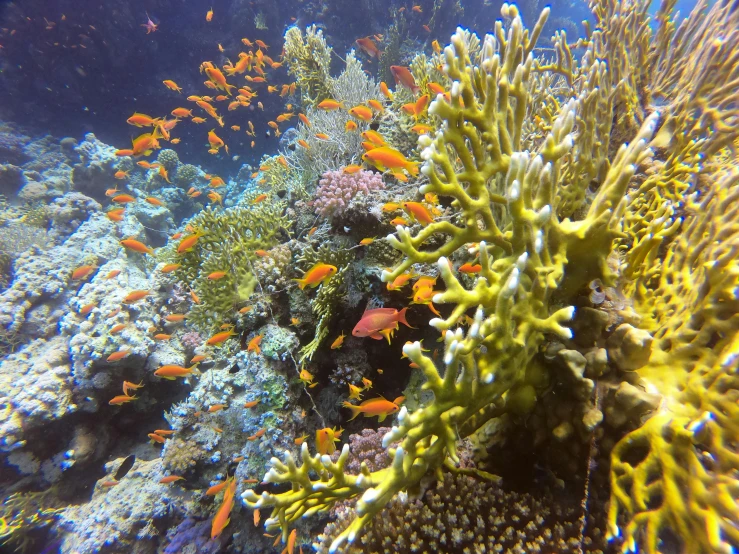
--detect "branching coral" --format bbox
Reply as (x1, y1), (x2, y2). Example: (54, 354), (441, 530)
(244, 6), (660, 549)
(170, 203), (291, 331)
(283, 25), (333, 108)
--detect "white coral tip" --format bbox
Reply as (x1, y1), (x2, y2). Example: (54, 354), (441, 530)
(361, 487), (379, 504)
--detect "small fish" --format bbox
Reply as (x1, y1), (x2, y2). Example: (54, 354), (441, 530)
(114, 170), (129, 180)
(120, 238), (154, 255)
(109, 394), (136, 405)
(299, 368), (317, 387)
(352, 306), (413, 343)
(423, 24), (431, 32)
(345, 120), (358, 132)
(211, 478), (237, 539)
(105, 269), (121, 279)
(330, 332), (346, 349)
(154, 364), (200, 379)
(387, 272), (417, 291)
(382, 202), (400, 212)
(154, 430), (175, 436)
(348, 384), (363, 401)
(164, 314), (188, 322)
(432, 40), (442, 53)
(208, 404), (226, 413)
(298, 113), (311, 127)
(107, 208), (125, 222)
(71, 265), (97, 280)
(317, 99), (343, 110)
(112, 194), (136, 204)
(292, 263), (337, 290)
(101, 481), (119, 487)
(315, 133), (330, 140)
(238, 306), (253, 314)
(243, 399), (260, 408)
(253, 508), (261, 527)
(190, 290), (201, 304)
(294, 434), (309, 445)
(161, 263), (181, 273)
(297, 139), (310, 149)
(114, 454), (136, 480)
(247, 334), (263, 354)
(206, 481), (228, 496)
(159, 475), (185, 483)
(411, 124), (433, 134)
(122, 290), (150, 303)
(390, 216), (409, 226)
(148, 433), (166, 444)
(191, 354), (208, 363)
(177, 232), (204, 254)
(207, 271), (227, 280)
(380, 82), (394, 100)
(154, 333), (172, 340)
(342, 396), (401, 422)
(247, 428), (266, 441)
(110, 323), (126, 334)
(368, 99), (384, 112)
(343, 165), (362, 174)
(348, 105), (373, 122)
(233, 456), (245, 462)
(362, 377), (373, 390)
(390, 65), (420, 93)
(106, 307), (121, 319)
(315, 426), (343, 455)
(459, 263), (482, 274)
(253, 194), (268, 204)
(163, 80), (183, 93)
(107, 349), (132, 362)
(145, 197), (166, 207)
(207, 329), (237, 346)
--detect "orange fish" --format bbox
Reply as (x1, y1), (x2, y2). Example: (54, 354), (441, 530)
(361, 129), (385, 146)
(206, 7), (214, 21)
(154, 364), (199, 379)
(316, 427), (342, 455)
(154, 333), (172, 341)
(317, 99), (343, 110)
(380, 81), (393, 99)
(386, 272), (417, 291)
(330, 332), (346, 349)
(191, 354), (208, 363)
(247, 334), (263, 354)
(356, 37), (381, 58)
(390, 216), (409, 226)
(459, 263), (482, 274)
(342, 397), (401, 422)
(359, 237), (375, 246)
(207, 329), (237, 346)
(244, 399), (260, 408)
(107, 208), (125, 222)
(298, 113), (311, 127)
(253, 194), (268, 203)
(211, 478), (237, 538)
(352, 306), (413, 343)
(390, 65), (420, 93)
(363, 147), (419, 176)
(163, 80), (182, 93)
(402, 201), (434, 225)
(109, 394), (137, 405)
(148, 433), (166, 444)
(107, 349), (132, 363)
(110, 323), (126, 334)
(78, 302), (96, 315)
(349, 105), (374, 122)
(292, 263), (337, 290)
(206, 481), (228, 496)
(112, 194), (136, 204)
(412, 5), (423, 12)
(345, 120), (358, 132)
(208, 404), (226, 413)
(120, 238), (154, 255)
(367, 99), (384, 112)
(343, 165), (362, 174)
(160, 475), (185, 484)
(207, 271), (227, 280)
(177, 232), (204, 254)
(122, 290), (150, 303)
(164, 314), (188, 322)
(71, 265), (96, 280)
(122, 380), (144, 395)
(126, 112), (160, 127)
(105, 269), (121, 279)
(161, 263), (181, 273)
(247, 428), (266, 441)
(114, 170), (129, 179)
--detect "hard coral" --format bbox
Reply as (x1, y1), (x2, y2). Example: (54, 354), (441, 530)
(312, 169), (385, 218)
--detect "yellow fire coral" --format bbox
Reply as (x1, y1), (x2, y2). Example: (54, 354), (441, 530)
(244, 5), (660, 550)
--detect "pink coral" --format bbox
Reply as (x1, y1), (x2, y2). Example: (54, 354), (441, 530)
(312, 168), (384, 217)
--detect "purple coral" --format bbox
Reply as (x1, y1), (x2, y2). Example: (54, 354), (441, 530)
(312, 168), (384, 217)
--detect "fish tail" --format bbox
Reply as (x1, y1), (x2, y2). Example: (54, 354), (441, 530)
(291, 278), (307, 290)
(397, 307), (415, 328)
(342, 402), (361, 421)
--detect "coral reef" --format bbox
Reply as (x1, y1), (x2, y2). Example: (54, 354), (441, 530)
(312, 169), (385, 218)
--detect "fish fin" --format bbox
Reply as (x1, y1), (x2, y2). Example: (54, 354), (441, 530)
(369, 332), (384, 340)
(378, 414), (387, 422)
(342, 402), (361, 421)
(396, 307), (415, 328)
(379, 328), (394, 344)
(291, 278), (307, 290)
(428, 303), (442, 317)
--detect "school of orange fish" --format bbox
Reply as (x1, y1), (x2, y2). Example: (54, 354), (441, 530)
(59, 4), (486, 549)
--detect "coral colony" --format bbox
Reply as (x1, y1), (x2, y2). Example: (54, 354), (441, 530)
(0, 0), (738, 553)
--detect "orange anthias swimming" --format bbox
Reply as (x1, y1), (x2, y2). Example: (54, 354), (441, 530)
(292, 263), (337, 290)
(352, 306), (413, 343)
(342, 396), (402, 422)
(316, 426), (343, 455)
(211, 477), (237, 539)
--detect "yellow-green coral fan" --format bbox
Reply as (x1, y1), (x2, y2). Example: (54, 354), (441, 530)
(243, 6), (660, 550)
